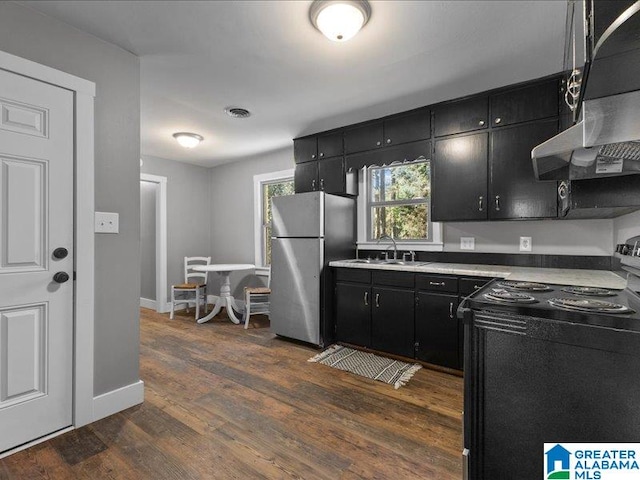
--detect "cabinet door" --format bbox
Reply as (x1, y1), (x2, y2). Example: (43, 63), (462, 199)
(490, 119), (558, 219)
(415, 293), (459, 369)
(490, 79), (559, 128)
(433, 96), (488, 137)
(294, 135), (318, 164)
(345, 122), (384, 154)
(432, 132), (488, 221)
(317, 131), (343, 159)
(318, 157), (344, 194)
(371, 287), (415, 358)
(383, 109), (431, 146)
(294, 161), (318, 193)
(335, 283), (371, 347)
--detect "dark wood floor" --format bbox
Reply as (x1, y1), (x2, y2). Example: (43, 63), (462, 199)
(0, 307), (463, 479)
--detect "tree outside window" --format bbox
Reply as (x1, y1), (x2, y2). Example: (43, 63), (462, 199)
(262, 179), (294, 265)
(368, 161), (431, 241)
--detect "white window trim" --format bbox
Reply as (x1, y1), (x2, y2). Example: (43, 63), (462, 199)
(357, 166), (443, 252)
(253, 168), (294, 275)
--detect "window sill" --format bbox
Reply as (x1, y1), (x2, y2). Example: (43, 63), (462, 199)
(255, 266), (270, 277)
(357, 242), (444, 252)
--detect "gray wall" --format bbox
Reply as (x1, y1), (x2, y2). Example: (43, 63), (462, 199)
(614, 209), (640, 244)
(209, 147), (294, 296)
(141, 155), (211, 300)
(140, 181), (157, 300)
(0, 2), (141, 395)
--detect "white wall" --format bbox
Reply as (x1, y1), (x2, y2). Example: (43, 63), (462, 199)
(0, 2), (141, 396)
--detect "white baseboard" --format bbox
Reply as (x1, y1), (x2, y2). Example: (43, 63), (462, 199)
(140, 297), (156, 309)
(92, 380), (144, 422)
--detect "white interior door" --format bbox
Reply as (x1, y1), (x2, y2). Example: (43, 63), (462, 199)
(0, 68), (74, 452)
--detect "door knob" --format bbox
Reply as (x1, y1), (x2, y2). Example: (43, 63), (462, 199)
(53, 272), (70, 283)
(53, 247), (68, 259)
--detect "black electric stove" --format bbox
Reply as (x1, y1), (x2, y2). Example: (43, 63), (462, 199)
(460, 278), (640, 479)
(465, 278), (640, 332)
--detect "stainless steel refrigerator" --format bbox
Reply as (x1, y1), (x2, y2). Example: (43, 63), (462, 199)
(270, 192), (356, 347)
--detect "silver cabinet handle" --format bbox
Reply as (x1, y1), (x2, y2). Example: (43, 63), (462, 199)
(430, 281), (445, 286)
(311, 154), (316, 159)
(495, 195), (500, 211)
(386, 138), (392, 144)
(449, 302), (454, 318)
(311, 179), (316, 190)
(375, 293), (380, 308)
(319, 152), (324, 157)
(479, 120), (485, 126)
(320, 178), (324, 190)
(376, 141), (381, 146)
(494, 117), (502, 124)
(478, 195), (483, 211)
(364, 291), (369, 306)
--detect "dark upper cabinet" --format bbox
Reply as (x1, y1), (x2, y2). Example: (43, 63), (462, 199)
(344, 122), (384, 154)
(293, 135), (318, 164)
(335, 283), (371, 347)
(346, 140), (431, 171)
(433, 96), (488, 137)
(317, 131), (343, 159)
(432, 132), (489, 221)
(371, 286), (415, 358)
(415, 292), (460, 369)
(490, 119), (559, 219)
(318, 157), (344, 194)
(294, 161), (318, 193)
(490, 79), (559, 128)
(383, 109), (431, 146)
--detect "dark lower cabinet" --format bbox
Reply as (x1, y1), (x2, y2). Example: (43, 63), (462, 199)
(371, 287), (415, 357)
(415, 292), (460, 369)
(335, 282), (371, 346)
(432, 132), (488, 221)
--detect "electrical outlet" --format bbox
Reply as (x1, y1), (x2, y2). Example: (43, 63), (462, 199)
(520, 236), (532, 252)
(460, 237), (475, 251)
(95, 212), (119, 234)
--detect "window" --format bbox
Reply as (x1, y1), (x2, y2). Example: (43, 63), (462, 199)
(253, 169), (294, 273)
(368, 160), (431, 241)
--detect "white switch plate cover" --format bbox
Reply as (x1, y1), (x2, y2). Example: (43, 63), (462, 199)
(520, 236), (532, 252)
(95, 212), (119, 234)
(460, 237), (475, 250)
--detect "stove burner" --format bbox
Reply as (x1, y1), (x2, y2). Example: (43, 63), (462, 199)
(561, 286), (616, 297)
(548, 298), (634, 314)
(484, 290), (537, 304)
(498, 281), (551, 292)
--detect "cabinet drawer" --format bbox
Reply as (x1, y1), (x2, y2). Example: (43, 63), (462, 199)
(335, 268), (371, 284)
(416, 274), (458, 293)
(434, 96), (488, 137)
(459, 277), (492, 297)
(372, 270), (414, 288)
(345, 122), (384, 154)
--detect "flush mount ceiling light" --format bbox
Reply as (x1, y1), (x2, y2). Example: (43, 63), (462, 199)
(172, 132), (203, 148)
(309, 0), (371, 42)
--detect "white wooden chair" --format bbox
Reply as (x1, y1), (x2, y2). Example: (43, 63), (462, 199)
(242, 267), (271, 329)
(170, 256), (210, 320)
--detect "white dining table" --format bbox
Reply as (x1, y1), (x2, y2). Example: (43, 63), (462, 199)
(192, 264), (255, 324)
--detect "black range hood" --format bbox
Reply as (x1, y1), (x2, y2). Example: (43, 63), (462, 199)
(532, 0), (640, 181)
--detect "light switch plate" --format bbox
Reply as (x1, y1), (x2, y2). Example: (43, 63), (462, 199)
(520, 236), (532, 252)
(460, 237), (475, 250)
(95, 212), (119, 234)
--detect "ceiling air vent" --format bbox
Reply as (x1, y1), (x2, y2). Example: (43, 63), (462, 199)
(225, 107), (251, 118)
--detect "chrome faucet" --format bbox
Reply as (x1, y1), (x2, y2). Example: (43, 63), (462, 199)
(377, 234), (398, 260)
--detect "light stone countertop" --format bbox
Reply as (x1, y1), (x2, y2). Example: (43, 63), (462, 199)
(329, 260), (628, 290)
